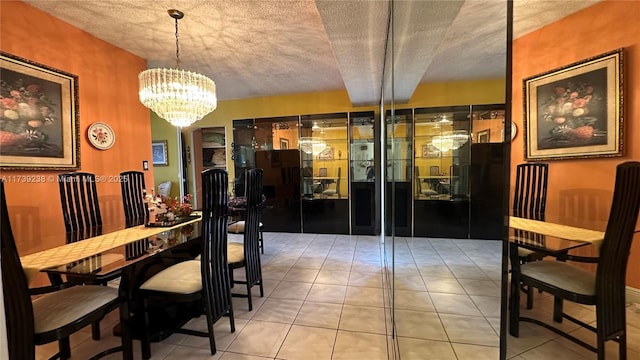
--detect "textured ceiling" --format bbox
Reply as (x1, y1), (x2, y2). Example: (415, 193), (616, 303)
(23, 0), (601, 106)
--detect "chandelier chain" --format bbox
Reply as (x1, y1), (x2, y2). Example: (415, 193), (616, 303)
(174, 16), (180, 69)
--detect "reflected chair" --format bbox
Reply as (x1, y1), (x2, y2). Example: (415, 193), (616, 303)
(228, 168), (264, 310)
(510, 161), (640, 360)
(120, 171), (148, 227)
(1, 180), (120, 360)
(415, 167), (437, 197)
(137, 169), (235, 359)
(513, 162), (549, 308)
(322, 167), (341, 199)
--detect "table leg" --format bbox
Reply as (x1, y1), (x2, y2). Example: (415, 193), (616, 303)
(119, 268), (134, 360)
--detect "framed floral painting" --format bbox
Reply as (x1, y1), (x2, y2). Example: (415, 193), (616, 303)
(0, 52), (79, 170)
(523, 49), (623, 161)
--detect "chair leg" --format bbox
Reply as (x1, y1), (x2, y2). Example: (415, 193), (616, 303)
(246, 282), (253, 311)
(259, 279), (264, 297)
(140, 298), (152, 360)
(229, 265), (235, 288)
(259, 227), (264, 254)
(509, 265), (520, 337)
(620, 333), (627, 360)
(58, 337), (71, 359)
(526, 286), (534, 309)
(553, 296), (563, 323)
(204, 308), (217, 355)
(228, 304), (236, 333)
(91, 321), (101, 340)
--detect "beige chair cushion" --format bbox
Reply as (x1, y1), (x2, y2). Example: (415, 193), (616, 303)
(32, 285), (118, 334)
(228, 221), (263, 234)
(227, 242), (245, 263)
(521, 260), (595, 296)
(140, 260), (201, 294)
(194, 244), (245, 264)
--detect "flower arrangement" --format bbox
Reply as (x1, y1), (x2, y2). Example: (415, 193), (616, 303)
(0, 78), (56, 147)
(144, 190), (193, 224)
(540, 81), (604, 144)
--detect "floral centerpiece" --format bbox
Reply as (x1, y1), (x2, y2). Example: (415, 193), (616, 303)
(144, 190), (193, 224)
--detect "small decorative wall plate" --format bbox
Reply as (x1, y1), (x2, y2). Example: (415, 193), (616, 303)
(87, 122), (115, 150)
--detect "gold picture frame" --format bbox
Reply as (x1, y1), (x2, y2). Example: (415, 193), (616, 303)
(523, 49), (623, 161)
(0, 51), (80, 170)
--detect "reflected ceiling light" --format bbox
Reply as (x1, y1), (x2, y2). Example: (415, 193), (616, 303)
(138, 9), (217, 128)
(299, 137), (327, 155)
(431, 130), (469, 152)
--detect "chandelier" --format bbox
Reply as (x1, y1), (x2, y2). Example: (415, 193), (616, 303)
(431, 130), (469, 152)
(299, 137), (327, 155)
(139, 9), (217, 128)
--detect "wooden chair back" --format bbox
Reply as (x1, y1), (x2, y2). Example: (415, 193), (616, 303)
(200, 168), (233, 324)
(1, 180), (36, 360)
(595, 161), (640, 339)
(513, 163), (548, 220)
(58, 172), (102, 242)
(243, 168), (263, 288)
(120, 171), (148, 227)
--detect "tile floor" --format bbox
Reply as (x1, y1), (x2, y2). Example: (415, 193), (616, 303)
(35, 232), (639, 359)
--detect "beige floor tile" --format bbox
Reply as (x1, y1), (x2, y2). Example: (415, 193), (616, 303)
(232, 296), (266, 319)
(458, 278), (501, 297)
(219, 352), (273, 359)
(292, 255), (326, 269)
(261, 266), (291, 280)
(252, 298), (303, 324)
(394, 289), (435, 312)
(339, 305), (387, 334)
(471, 295), (502, 317)
(226, 320), (290, 358)
(163, 345), (222, 359)
(395, 309), (448, 341)
(397, 337), (456, 360)
(270, 281), (312, 300)
(306, 283), (347, 304)
(439, 313), (499, 347)
(516, 339), (591, 359)
(315, 269), (350, 285)
(423, 277), (465, 294)
(294, 302), (343, 329)
(283, 268), (319, 282)
(180, 318), (248, 351)
(430, 293), (482, 316)
(451, 343), (499, 360)
(332, 331), (388, 360)
(348, 271), (383, 288)
(344, 286), (385, 307)
(394, 275), (427, 291)
(418, 264), (455, 278)
(276, 325), (337, 360)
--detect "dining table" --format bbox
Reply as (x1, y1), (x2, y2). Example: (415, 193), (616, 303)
(507, 216), (605, 337)
(20, 215), (203, 360)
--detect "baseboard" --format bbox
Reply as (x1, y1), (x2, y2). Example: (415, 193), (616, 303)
(626, 286), (640, 304)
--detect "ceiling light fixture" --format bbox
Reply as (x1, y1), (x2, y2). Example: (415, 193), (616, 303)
(138, 9), (217, 128)
(431, 130), (469, 152)
(299, 137), (327, 155)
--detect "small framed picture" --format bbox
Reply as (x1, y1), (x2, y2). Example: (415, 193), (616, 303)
(422, 144), (441, 158)
(477, 129), (490, 143)
(151, 140), (168, 166)
(280, 138), (289, 149)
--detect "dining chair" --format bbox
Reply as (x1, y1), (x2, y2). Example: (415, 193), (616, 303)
(58, 172), (102, 243)
(120, 170), (148, 227)
(510, 161), (640, 360)
(137, 168), (235, 359)
(322, 167), (341, 198)
(1, 180), (120, 360)
(228, 168), (264, 310)
(513, 162), (549, 308)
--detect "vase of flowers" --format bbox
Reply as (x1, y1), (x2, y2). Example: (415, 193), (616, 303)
(144, 190), (193, 225)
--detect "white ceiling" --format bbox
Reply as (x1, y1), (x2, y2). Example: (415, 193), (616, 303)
(23, 0), (601, 106)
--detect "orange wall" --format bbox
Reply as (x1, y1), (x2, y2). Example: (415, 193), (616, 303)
(512, 0), (640, 287)
(0, 2), (153, 261)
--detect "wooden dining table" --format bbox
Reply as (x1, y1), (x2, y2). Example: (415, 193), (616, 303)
(21, 215), (203, 360)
